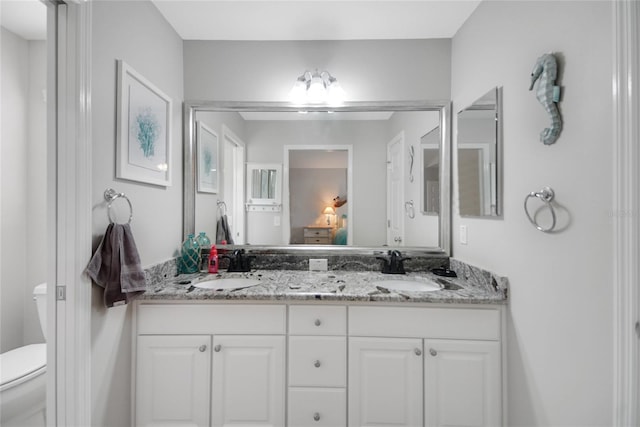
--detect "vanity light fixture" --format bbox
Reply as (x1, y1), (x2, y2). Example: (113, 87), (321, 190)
(289, 70), (346, 106)
(322, 206), (336, 226)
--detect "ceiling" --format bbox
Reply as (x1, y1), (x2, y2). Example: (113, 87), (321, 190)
(152, 0), (481, 40)
(1, 0), (47, 40)
(0, 1), (481, 41)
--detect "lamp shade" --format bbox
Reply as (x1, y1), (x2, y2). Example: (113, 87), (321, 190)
(323, 206), (336, 215)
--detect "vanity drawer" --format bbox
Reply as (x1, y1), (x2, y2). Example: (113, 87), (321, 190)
(288, 388), (346, 427)
(303, 227), (331, 237)
(137, 304), (286, 335)
(304, 236), (331, 244)
(289, 305), (347, 335)
(349, 306), (501, 340)
(289, 336), (346, 387)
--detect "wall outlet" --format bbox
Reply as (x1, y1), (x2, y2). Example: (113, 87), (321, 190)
(274, 215), (281, 226)
(309, 259), (328, 271)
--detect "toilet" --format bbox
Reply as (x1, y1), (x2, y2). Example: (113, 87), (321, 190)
(0, 283), (47, 427)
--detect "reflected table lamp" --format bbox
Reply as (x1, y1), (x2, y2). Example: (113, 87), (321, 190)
(323, 206), (336, 226)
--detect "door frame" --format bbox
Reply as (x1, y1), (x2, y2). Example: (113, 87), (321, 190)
(46, 0), (92, 425)
(221, 124), (246, 244)
(612, 1), (639, 425)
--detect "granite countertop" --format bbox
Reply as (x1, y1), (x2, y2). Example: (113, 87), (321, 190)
(140, 263), (508, 305)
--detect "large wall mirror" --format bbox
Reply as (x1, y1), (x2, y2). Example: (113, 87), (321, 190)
(184, 101), (451, 255)
(457, 87), (503, 218)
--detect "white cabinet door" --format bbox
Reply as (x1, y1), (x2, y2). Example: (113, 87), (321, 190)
(135, 335), (211, 427)
(212, 335), (285, 427)
(349, 337), (423, 427)
(424, 340), (501, 427)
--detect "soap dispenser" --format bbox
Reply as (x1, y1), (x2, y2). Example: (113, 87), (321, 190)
(208, 244), (219, 274)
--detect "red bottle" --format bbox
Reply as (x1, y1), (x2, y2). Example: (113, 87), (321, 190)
(208, 245), (219, 273)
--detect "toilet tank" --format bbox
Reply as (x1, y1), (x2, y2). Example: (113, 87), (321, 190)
(32, 283), (47, 341)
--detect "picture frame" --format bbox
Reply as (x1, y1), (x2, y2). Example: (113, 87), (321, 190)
(196, 121), (219, 193)
(116, 60), (172, 187)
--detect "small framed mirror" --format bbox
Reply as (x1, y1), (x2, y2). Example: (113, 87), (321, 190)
(457, 87), (502, 217)
(246, 163), (282, 211)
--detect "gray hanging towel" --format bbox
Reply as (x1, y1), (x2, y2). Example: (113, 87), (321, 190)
(85, 223), (147, 307)
(216, 214), (234, 244)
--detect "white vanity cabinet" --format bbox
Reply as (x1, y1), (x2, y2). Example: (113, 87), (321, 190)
(134, 302), (505, 427)
(134, 304), (286, 427)
(348, 306), (503, 427)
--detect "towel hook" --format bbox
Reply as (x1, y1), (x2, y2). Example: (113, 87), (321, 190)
(524, 186), (556, 232)
(104, 188), (133, 224)
(217, 200), (227, 217)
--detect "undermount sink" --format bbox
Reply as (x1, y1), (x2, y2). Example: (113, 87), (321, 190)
(193, 278), (261, 290)
(374, 279), (442, 292)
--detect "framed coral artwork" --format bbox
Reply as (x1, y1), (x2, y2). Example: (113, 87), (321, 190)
(116, 60), (172, 186)
(196, 121), (219, 193)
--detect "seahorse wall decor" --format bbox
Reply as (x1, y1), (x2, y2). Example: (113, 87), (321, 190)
(529, 53), (562, 145)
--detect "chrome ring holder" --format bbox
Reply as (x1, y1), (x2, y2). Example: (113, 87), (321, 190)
(524, 186), (556, 232)
(104, 188), (133, 224)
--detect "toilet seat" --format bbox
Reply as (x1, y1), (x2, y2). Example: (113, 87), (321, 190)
(0, 344), (46, 392)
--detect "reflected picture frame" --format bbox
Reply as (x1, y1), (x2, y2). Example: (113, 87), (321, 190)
(196, 121), (219, 193)
(116, 60), (172, 187)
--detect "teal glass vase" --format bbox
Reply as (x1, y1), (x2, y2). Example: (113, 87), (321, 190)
(196, 232), (212, 272)
(180, 234), (201, 274)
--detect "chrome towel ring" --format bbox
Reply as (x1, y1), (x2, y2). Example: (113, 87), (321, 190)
(524, 186), (556, 232)
(104, 188), (133, 224)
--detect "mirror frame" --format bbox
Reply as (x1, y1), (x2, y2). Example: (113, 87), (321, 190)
(183, 101), (451, 256)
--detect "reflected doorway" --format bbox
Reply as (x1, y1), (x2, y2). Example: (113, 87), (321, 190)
(222, 125), (245, 244)
(283, 145), (353, 245)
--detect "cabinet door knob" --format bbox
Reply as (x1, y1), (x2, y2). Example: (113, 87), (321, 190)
(429, 348), (437, 357)
(314, 319), (322, 326)
(313, 360), (321, 368)
(313, 412), (320, 421)
(414, 348), (422, 356)
(199, 345), (207, 352)
(214, 344), (222, 352)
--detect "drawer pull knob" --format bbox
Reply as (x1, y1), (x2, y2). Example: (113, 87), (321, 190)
(429, 348), (437, 357)
(214, 345), (222, 352)
(314, 360), (321, 368)
(414, 348), (422, 356)
(314, 319), (322, 326)
(199, 345), (207, 352)
(313, 412), (321, 421)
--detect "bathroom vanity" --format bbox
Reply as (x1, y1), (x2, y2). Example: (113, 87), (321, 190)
(132, 266), (507, 427)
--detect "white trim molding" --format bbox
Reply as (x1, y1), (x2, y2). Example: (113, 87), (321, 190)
(613, 1), (639, 425)
(47, 1), (93, 425)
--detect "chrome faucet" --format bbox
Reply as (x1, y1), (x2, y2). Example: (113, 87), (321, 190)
(377, 250), (411, 274)
(222, 249), (255, 272)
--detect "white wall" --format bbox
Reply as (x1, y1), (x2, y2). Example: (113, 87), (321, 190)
(90, 1), (183, 425)
(1, 28), (47, 353)
(184, 39), (451, 102)
(452, 1), (613, 425)
(1, 27), (29, 353)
